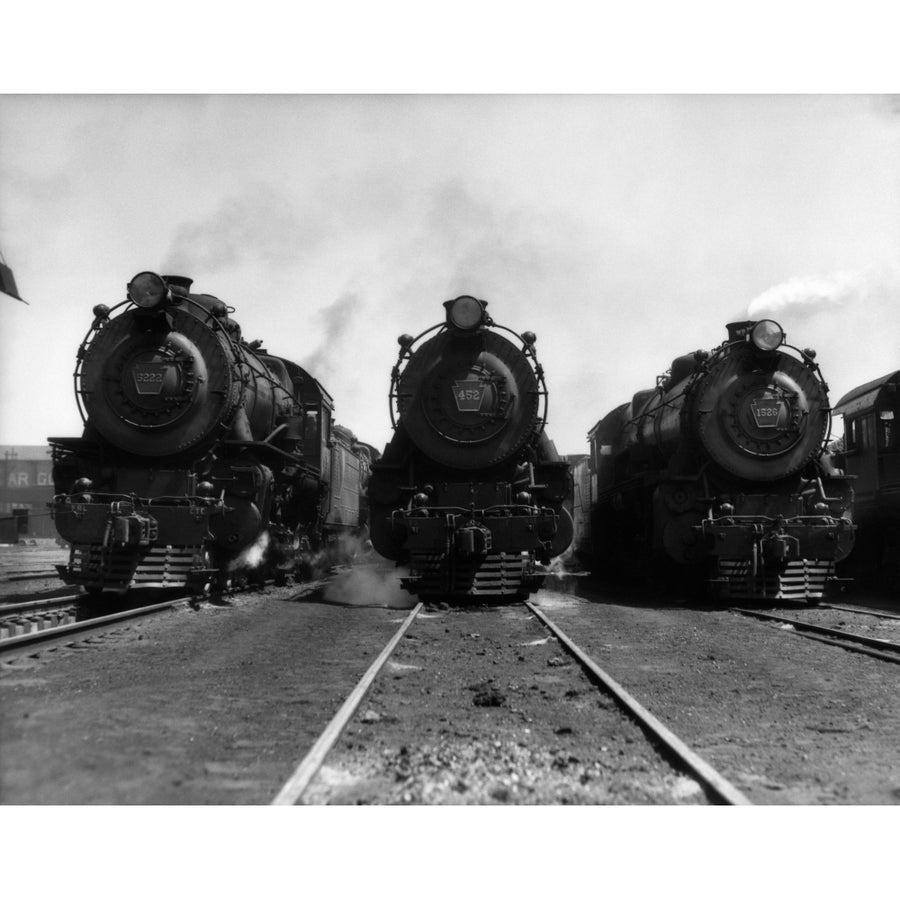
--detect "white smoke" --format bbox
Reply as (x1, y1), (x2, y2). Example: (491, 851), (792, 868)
(227, 530), (270, 572)
(747, 270), (869, 319)
(323, 562), (415, 609)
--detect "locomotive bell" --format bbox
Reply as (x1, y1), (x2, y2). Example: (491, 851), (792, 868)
(197, 481), (216, 498)
(92, 304), (110, 329)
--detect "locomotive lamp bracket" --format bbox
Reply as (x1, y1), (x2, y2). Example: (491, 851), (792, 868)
(444, 296), (490, 333)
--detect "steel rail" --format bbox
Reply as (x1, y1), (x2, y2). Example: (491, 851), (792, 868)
(0, 598), (185, 658)
(1, 594), (82, 615)
(525, 600), (752, 806)
(820, 603), (900, 621)
(272, 602), (423, 806)
(732, 608), (900, 664)
(1, 571), (60, 583)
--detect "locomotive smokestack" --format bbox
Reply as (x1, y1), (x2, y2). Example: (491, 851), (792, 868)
(726, 321), (752, 341)
(164, 275), (194, 292)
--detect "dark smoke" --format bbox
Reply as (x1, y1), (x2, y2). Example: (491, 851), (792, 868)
(162, 184), (324, 274)
(403, 178), (582, 294)
(301, 291), (364, 379)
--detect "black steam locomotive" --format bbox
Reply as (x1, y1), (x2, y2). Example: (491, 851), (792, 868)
(573, 319), (855, 602)
(367, 295), (573, 599)
(832, 369), (900, 590)
(49, 271), (375, 594)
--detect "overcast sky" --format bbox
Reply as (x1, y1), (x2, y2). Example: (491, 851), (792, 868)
(1, 94), (898, 455)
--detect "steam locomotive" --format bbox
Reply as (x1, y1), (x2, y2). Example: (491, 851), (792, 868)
(573, 319), (855, 602)
(367, 295), (573, 599)
(832, 369), (900, 590)
(49, 271), (375, 594)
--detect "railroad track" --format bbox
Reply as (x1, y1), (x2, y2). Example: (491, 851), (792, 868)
(820, 603), (900, 621)
(731, 607), (900, 664)
(0, 594), (82, 638)
(0, 574), (313, 660)
(272, 599), (751, 806)
(0, 596), (191, 661)
(0, 570), (60, 584)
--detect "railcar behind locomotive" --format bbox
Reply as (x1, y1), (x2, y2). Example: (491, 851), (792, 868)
(367, 295), (573, 599)
(574, 319), (855, 602)
(49, 271), (375, 594)
(832, 369), (900, 590)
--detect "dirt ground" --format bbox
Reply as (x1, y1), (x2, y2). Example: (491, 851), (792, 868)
(2, 555), (898, 805)
(0, 579), (411, 803)
(530, 579), (900, 804)
(303, 598), (710, 805)
(303, 577), (900, 804)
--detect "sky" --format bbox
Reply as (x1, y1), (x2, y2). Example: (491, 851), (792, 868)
(1, 93), (899, 455)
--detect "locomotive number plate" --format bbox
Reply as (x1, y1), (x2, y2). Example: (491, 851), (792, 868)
(750, 398), (786, 428)
(453, 381), (488, 412)
(132, 362), (172, 396)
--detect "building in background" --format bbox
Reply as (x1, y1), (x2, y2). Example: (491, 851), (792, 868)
(0, 446), (55, 541)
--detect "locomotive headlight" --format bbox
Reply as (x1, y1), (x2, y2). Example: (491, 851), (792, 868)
(128, 271), (170, 309)
(750, 319), (784, 352)
(445, 295), (486, 331)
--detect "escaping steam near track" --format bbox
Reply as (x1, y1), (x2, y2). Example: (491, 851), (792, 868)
(227, 530), (270, 573)
(323, 564), (415, 609)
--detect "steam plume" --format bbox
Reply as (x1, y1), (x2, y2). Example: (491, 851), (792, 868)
(227, 530), (270, 572)
(747, 271), (865, 319)
(323, 563), (415, 609)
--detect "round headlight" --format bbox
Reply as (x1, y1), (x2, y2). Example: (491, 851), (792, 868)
(446, 295), (485, 330)
(128, 272), (169, 309)
(750, 319), (784, 351)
